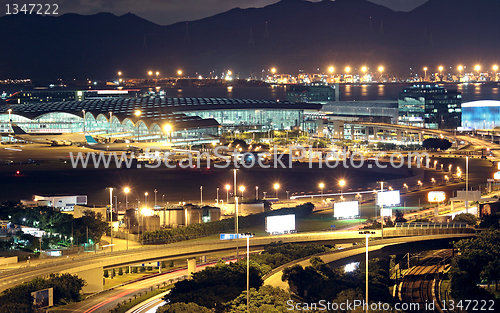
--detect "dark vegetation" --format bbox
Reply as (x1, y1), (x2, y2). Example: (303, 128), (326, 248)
(0, 273), (85, 313)
(142, 203), (314, 244)
(162, 241), (332, 312)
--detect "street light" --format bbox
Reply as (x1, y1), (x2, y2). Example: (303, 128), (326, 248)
(82, 109), (86, 133)
(319, 182), (324, 201)
(200, 186), (203, 205)
(225, 184), (230, 205)
(339, 179), (346, 200)
(177, 70), (182, 76)
(493, 65), (498, 81)
(148, 71), (153, 78)
(274, 183), (280, 199)
(378, 66), (384, 81)
(239, 186), (245, 198)
(423, 67), (427, 79)
(240, 232), (255, 312)
(164, 124), (172, 142)
(328, 66), (334, 74)
(361, 67), (367, 82)
(359, 230), (376, 313)
(255, 186), (259, 200)
(144, 192), (148, 207)
(109, 187), (114, 251)
(124, 187), (130, 250)
(7, 108), (12, 141)
(135, 110), (141, 141)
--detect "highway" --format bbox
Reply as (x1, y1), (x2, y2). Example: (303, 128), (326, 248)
(0, 228), (475, 294)
(58, 260), (235, 313)
(263, 234), (474, 290)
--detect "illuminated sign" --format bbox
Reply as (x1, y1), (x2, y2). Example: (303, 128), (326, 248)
(265, 214), (295, 234)
(376, 191), (400, 206)
(428, 191), (446, 203)
(334, 201), (359, 219)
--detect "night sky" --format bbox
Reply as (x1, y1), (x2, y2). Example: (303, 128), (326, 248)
(0, 0), (428, 25)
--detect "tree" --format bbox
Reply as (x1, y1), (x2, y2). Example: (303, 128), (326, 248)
(422, 138), (452, 150)
(164, 261), (263, 309)
(453, 213), (478, 226)
(224, 285), (290, 313)
(157, 303), (211, 313)
(480, 259), (500, 291)
(394, 210), (407, 223)
(450, 229), (500, 300)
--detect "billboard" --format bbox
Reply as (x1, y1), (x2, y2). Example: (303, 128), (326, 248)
(456, 191), (481, 202)
(31, 288), (53, 308)
(428, 191), (446, 203)
(376, 191), (400, 206)
(334, 201), (359, 219)
(381, 208), (393, 217)
(265, 214), (295, 234)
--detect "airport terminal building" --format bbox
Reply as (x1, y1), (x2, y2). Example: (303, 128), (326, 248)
(0, 95), (322, 142)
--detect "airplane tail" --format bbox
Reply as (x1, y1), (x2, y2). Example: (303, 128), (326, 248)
(11, 124), (28, 135)
(84, 133), (99, 145)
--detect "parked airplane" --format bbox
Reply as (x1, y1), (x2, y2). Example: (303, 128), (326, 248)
(9, 124), (85, 146)
(84, 133), (174, 153)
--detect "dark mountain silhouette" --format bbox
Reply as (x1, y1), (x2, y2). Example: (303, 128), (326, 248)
(0, 0), (499, 80)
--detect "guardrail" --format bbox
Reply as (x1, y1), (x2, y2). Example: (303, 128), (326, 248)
(394, 223), (469, 228)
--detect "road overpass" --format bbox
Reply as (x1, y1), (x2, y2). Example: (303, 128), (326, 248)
(0, 228), (475, 293)
(334, 121), (457, 144)
(263, 233), (475, 290)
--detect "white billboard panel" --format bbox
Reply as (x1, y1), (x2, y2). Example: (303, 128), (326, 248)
(381, 208), (393, 217)
(376, 191), (400, 206)
(265, 214), (295, 234)
(334, 201), (359, 219)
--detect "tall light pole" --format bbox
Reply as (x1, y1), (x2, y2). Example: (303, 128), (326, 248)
(493, 65), (498, 82)
(274, 183), (279, 199)
(378, 66), (384, 82)
(241, 232), (254, 312)
(164, 124), (172, 142)
(339, 179), (346, 201)
(475, 65), (481, 80)
(145, 192), (148, 208)
(7, 108), (12, 142)
(423, 67), (427, 80)
(200, 186), (203, 205)
(255, 186), (259, 200)
(239, 186), (245, 198)
(109, 111), (113, 134)
(438, 66), (443, 81)
(135, 110), (141, 141)
(225, 184), (230, 205)
(466, 156), (469, 213)
(109, 188), (114, 251)
(319, 183), (324, 201)
(82, 109), (86, 133)
(124, 187), (130, 250)
(154, 189), (157, 208)
(361, 66), (367, 83)
(216, 187), (219, 204)
(233, 169), (240, 259)
(378, 181), (385, 239)
(359, 230), (375, 313)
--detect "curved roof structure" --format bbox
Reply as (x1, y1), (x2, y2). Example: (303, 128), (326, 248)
(0, 97), (320, 129)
